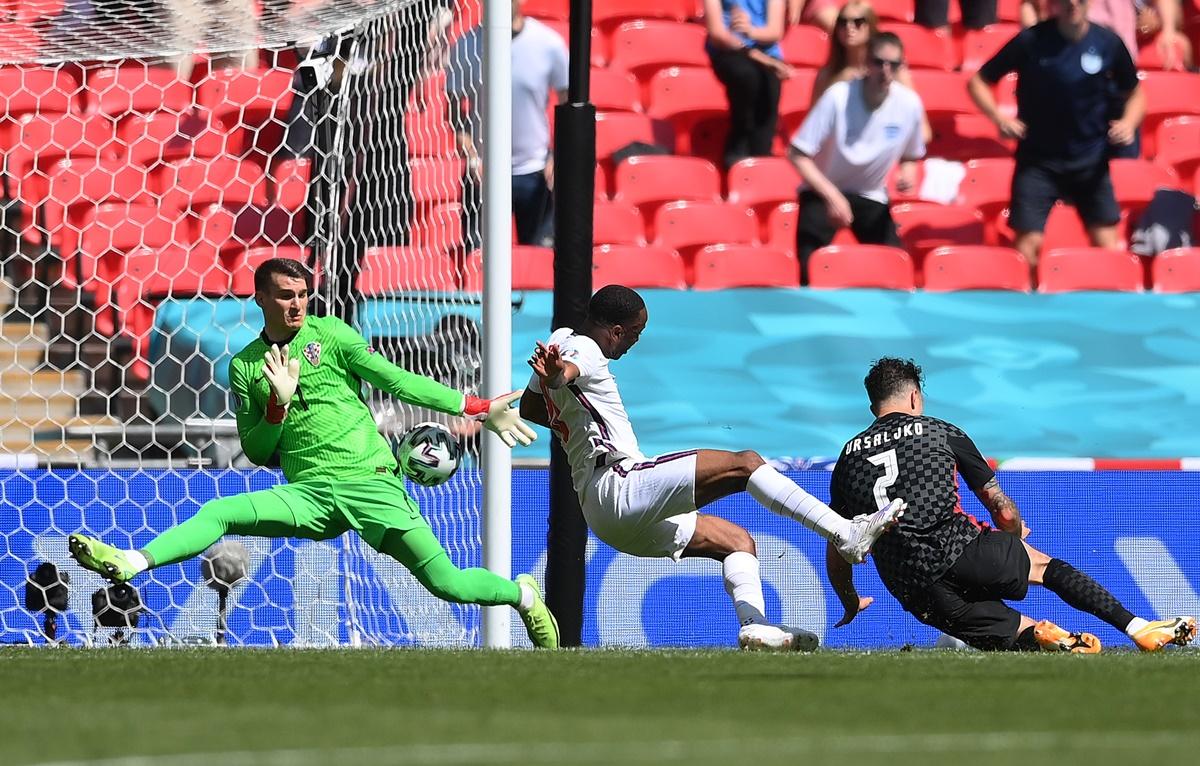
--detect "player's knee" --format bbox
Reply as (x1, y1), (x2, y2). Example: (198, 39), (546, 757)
(730, 525), (756, 555)
(734, 450), (765, 478)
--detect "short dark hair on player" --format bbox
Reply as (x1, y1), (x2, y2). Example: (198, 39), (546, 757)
(254, 257), (311, 294)
(588, 285), (645, 326)
(865, 357), (923, 409)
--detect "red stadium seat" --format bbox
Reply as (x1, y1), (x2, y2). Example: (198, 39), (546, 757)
(996, 0), (1023, 22)
(922, 246), (1031, 291)
(1037, 248), (1143, 292)
(961, 24), (1021, 73)
(808, 245), (915, 289)
(645, 66), (727, 159)
(195, 67), (295, 127)
(272, 157), (311, 213)
(652, 200), (759, 265)
(614, 155), (722, 229)
(727, 157), (801, 221)
(44, 158), (151, 269)
(593, 244), (687, 289)
(357, 246), (461, 294)
(1110, 158), (1180, 209)
(929, 113), (1013, 161)
(594, 199), (647, 245)
(1152, 247), (1200, 292)
(591, 68), (643, 112)
(1137, 70), (1200, 155)
(0, 66), (78, 120)
(414, 202), (465, 252)
(609, 21), (709, 82)
(17, 0), (66, 22)
(1155, 117), (1200, 180)
(957, 157), (1014, 242)
(594, 0), (694, 36)
(692, 244), (799, 289)
(891, 202), (986, 262)
(0, 23), (42, 62)
(87, 65), (193, 117)
(776, 68), (821, 139)
(766, 202), (799, 254)
(513, 245), (556, 290)
(1137, 36), (1191, 70)
(871, 0), (916, 22)
(910, 71), (974, 121)
(118, 110), (228, 165)
(780, 26), (830, 69)
(595, 112), (674, 163)
(229, 246), (311, 295)
(1040, 203), (1095, 250)
(879, 24), (956, 70)
(409, 157), (466, 205)
(541, 19), (607, 66)
(523, 0), (568, 21)
(159, 157), (269, 212)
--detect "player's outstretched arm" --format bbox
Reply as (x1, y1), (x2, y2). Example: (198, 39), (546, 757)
(463, 391), (538, 448)
(527, 342), (579, 390)
(974, 478), (1029, 538)
(825, 541), (874, 627)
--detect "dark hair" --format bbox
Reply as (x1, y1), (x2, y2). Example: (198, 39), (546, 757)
(864, 357), (923, 410)
(823, 1), (880, 78)
(868, 30), (904, 58)
(254, 257), (312, 294)
(588, 285), (645, 326)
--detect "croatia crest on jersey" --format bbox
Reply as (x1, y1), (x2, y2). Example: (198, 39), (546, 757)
(303, 341), (321, 367)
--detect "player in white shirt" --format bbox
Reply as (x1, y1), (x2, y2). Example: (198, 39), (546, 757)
(520, 286), (905, 650)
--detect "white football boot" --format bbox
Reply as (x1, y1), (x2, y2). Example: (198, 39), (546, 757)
(738, 623), (819, 652)
(837, 498), (906, 564)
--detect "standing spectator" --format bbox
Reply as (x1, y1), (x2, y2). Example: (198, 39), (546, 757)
(704, 0), (794, 171)
(916, 0), (997, 32)
(812, 1), (929, 141)
(787, 32), (926, 283)
(968, 0), (1144, 270)
(1021, 0), (1190, 70)
(448, 0), (568, 248)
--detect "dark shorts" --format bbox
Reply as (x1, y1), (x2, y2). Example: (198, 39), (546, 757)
(898, 530), (1032, 651)
(1009, 158), (1121, 233)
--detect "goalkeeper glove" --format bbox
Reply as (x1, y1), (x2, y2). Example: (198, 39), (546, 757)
(262, 344), (301, 424)
(464, 390), (537, 448)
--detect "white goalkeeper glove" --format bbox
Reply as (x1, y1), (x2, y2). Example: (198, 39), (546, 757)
(464, 390), (537, 448)
(262, 344), (301, 418)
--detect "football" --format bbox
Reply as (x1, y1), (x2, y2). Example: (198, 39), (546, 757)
(395, 422), (463, 487)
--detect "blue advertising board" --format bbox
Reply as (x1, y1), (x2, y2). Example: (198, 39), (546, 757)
(3, 469), (1197, 650)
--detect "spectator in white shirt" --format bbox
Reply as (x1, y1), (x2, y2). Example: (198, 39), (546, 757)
(787, 32), (926, 283)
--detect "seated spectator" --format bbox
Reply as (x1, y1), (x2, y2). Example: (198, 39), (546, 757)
(916, 0), (997, 32)
(704, 0), (795, 171)
(812, 1), (929, 141)
(968, 0), (1143, 270)
(787, 32), (926, 283)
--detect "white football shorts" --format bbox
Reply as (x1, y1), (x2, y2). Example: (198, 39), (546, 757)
(581, 450), (699, 561)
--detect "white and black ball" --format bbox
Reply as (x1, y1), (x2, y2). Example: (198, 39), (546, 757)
(395, 422), (463, 487)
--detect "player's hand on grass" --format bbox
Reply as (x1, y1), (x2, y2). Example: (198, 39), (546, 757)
(464, 390), (537, 448)
(263, 344), (301, 406)
(833, 595), (873, 628)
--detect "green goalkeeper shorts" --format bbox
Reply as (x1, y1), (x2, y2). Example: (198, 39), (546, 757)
(251, 472), (428, 551)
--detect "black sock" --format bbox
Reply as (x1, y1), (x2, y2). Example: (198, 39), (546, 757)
(1043, 558), (1135, 632)
(1013, 625), (1041, 652)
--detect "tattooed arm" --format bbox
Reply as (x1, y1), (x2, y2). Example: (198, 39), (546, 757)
(947, 424), (1029, 537)
(975, 477), (1028, 538)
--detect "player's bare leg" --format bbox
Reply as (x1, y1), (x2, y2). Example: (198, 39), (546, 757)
(1023, 540), (1195, 651)
(693, 449), (903, 563)
(683, 514), (818, 651)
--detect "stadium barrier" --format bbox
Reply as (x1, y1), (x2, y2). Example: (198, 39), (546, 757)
(4, 468), (1196, 650)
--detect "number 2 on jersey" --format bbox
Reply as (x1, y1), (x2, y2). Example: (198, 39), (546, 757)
(866, 449), (899, 510)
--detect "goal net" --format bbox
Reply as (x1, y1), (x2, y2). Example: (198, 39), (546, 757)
(0, 0), (500, 646)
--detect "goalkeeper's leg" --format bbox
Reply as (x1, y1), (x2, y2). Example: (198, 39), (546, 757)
(69, 485), (341, 582)
(377, 526), (559, 648)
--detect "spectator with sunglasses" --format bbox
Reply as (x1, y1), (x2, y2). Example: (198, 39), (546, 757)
(813, 2), (929, 141)
(787, 32), (927, 284)
(704, 0), (795, 170)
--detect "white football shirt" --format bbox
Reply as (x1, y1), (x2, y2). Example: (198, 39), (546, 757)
(790, 78), (926, 204)
(526, 327), (646, 493)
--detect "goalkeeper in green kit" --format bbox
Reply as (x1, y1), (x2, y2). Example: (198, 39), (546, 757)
(68, 258), (560, 648)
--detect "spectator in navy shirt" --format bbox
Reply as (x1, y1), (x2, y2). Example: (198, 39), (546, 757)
(967, 0), (1143, 271)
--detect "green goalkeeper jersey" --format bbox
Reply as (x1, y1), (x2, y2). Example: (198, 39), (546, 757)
(228, 314), (465, 483)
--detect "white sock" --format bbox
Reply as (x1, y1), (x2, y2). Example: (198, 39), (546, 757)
(124, 550), (149, 574)
(517, 581), (536, 613)
(747, 464), (853, 543)
(723, 551), (767, 626)
(1124, 617), (1150, 637)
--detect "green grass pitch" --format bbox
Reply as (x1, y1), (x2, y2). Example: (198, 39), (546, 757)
(3, 647), (1197, 766)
